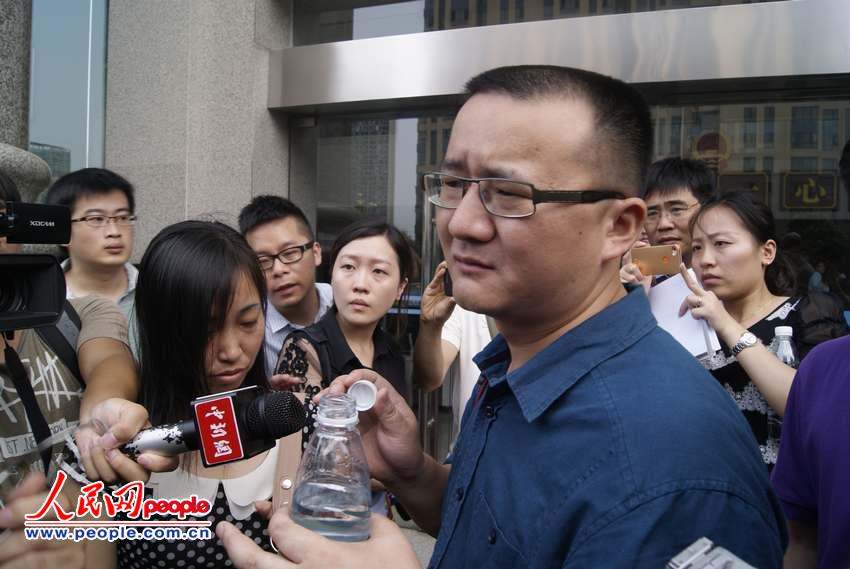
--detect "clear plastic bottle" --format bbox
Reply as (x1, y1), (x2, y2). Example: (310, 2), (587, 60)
(767, 326), (797, 368)
(766, 326), (797, 444)
(290, 394), (371, 541)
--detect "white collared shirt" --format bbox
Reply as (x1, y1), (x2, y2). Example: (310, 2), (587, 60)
(263, 282), (333, 374)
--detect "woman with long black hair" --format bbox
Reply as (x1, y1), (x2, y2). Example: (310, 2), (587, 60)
(115, 220), (275, 568)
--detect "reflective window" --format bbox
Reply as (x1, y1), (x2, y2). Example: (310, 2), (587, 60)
(294, 0), (787, 45)
(302, 93), (850, 457)
(28, 0), (107, 179)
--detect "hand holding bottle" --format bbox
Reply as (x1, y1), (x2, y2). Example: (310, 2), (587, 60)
(318, 369), (424, 489)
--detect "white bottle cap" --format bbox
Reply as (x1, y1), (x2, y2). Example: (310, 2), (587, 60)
(347, 380), (377, 412)
(775, 326), (793, 337)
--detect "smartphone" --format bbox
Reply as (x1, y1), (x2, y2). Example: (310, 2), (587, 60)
(631, 244), (679, 276)
(443, 270), (453, 296)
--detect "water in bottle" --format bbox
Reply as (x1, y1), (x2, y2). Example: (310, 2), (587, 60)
(290, 394), (371, 541)
(767, 326), (797, 368)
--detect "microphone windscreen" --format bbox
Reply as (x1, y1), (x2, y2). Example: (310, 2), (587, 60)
(244, 392), (307, 439)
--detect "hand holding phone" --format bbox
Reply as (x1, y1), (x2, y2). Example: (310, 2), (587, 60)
(630, 244), (679, 276)
(443, 270), (453, 297)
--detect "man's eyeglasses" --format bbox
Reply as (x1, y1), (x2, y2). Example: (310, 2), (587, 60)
(71, 214), (137, 228)
(423, 172), (627, 218)
(644, 202), (699, 226)
(256, 242), (315, 271)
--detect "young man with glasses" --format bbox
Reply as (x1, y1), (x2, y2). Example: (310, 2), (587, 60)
(220, 66), (784, 569)
(238, 195), (332, 375)
(45, 168), (138, 319)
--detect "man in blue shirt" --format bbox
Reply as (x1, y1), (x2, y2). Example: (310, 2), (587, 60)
(219, 65), (786, 568)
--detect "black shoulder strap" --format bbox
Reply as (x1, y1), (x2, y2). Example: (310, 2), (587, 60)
(3, 340), (53, 474)
(35, 300), (84, 387)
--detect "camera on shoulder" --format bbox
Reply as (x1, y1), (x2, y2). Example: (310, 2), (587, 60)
(1, 202), (71, 332)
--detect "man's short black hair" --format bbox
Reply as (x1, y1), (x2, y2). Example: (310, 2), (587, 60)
(464, 65), (653, 193)
(45, 168), (135, 212)
(840, 140), (850, 193)
(642, 157), (716, 204)
(238, 195), (314, 240)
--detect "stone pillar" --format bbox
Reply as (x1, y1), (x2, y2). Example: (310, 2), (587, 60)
(0, 1), (52, 202)
(0, 0), (31, 150)
(105, 0), (292, 256)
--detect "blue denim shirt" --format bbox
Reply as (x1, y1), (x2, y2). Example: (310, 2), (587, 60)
(428, 287), (786, 569)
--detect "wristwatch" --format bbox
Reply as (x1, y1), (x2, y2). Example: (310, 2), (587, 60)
(731, 331), (759, 356)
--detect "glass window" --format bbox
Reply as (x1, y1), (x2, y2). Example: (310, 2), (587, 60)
(743, 156), (756, 172)
(670, 115), (682, 155)
(294, 0), (787, 43)
(450, 0), (469, 27)
(561, 0), (580, 13)
(790, 157), (818, 171)
(822, 158), (837, 172)
(823, 109), (839, 150)
(28, 0), (107, 176)
(477, 0), (487, 24)
(763, 156), (774, 172)
(791, 106), (819, 149)
(500, 0), (510, 23)
(845, 109), (850, 143)
(743, 107), (757, 148)
(763, 106), (775, 148)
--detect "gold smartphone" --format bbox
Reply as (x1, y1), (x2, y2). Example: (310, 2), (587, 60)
(631, 244), (679, 276)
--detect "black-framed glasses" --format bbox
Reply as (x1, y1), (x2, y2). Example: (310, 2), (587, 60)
(71, 214), (137, 228)
(644, 202), (699, 226)
(423, 172), (627, 218)
(256, 242), (315, 271)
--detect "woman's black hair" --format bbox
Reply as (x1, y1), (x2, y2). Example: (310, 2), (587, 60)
(329, 217), (420, 335)
(136, 220), (268, 426)
(690, 191), (796, 296)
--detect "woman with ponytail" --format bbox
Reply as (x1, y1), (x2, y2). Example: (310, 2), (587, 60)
(679, 191), (804, 469)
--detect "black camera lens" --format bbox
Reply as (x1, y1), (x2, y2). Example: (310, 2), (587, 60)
(0, 279), (27, 313)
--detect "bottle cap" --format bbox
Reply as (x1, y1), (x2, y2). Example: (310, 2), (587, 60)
(347, 380), (377, 412)
(775, 326), (793, 337)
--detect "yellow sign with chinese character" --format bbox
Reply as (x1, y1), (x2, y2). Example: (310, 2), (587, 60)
(781, 174), (838, 210)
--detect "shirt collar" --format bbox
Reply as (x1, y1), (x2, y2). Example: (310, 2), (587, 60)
(266, 283), (334, 334)
(61, 259), (138, 300)
(312, 308), (397, 371)
(474, 286), (657, 423)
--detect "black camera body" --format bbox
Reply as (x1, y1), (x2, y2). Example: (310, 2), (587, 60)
(1, 202), (72, 332)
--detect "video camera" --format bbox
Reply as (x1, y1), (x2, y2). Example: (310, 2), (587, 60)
(0, 202), (72, 332)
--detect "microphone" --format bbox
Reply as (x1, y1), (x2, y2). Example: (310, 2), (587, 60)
(123, 389), (306, 467)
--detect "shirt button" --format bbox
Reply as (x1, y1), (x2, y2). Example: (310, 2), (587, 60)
(455, 487), (464, 501)
(483, 405), (495, 418)
(488, 528), (497, 545)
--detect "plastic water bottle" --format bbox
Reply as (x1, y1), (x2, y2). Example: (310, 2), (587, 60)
(767, 326), (797, 368)
(766, 326), (797, 444)
(290, 394), (371, 541)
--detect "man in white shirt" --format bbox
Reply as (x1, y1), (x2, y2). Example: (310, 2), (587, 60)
(239, 196), (333, 375)
(414, 261), (493, 440)
(44, 168), (139, 320)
